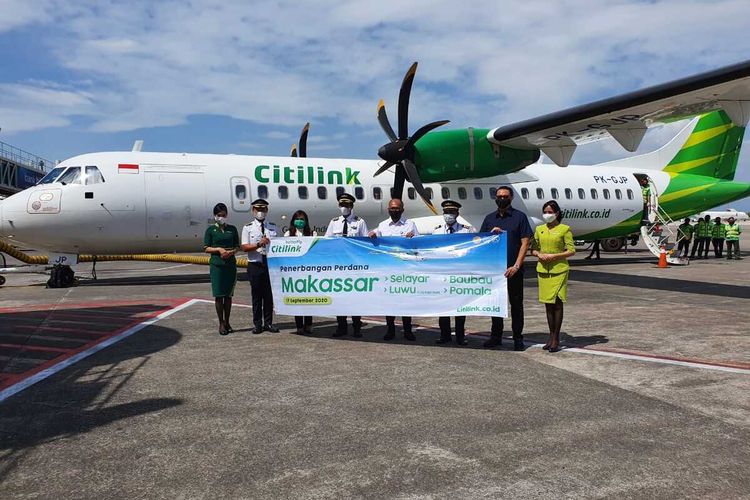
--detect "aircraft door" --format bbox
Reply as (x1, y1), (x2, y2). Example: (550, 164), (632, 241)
(145, 171), (207, 241)
(230, 176), (251, 212)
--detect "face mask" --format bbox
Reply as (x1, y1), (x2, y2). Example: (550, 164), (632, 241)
(340, 206), (352, 216)
(542, 213), (557, 223)
(388, 209), (403, 222)
(255, 211), (267, 221)
(443, 213), (457, 225)
(214, 216), (226, 225)
(495, 198), (511, 209)
(293, 219), (306, 230)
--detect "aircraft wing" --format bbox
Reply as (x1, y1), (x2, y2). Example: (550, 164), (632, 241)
(487, 60), (750, 167)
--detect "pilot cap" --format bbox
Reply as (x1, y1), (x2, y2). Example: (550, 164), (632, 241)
(251, 199), (269, 209)
(441, 200), (462, 210)
(338, 193), (356, 205)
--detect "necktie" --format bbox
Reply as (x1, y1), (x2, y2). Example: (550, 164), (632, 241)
(342, 218), (348, 237)
(448, 225), (454, 234)
(260, 221), (267, 264)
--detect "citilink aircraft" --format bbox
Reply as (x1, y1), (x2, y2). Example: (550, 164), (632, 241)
(1, 60), (750, 285)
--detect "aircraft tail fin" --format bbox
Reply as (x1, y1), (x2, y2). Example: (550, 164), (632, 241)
(663, 110), (745, 180)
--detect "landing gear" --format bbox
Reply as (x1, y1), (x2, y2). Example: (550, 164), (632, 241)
(0, 275), (5, 286)
(47, 265), (76, 288)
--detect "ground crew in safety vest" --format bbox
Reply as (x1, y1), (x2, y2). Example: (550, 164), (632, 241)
(711, 216), (726, 258)
(725, 217), (742, 260)
(677, 218), (693, 258)
(690, 215), (711, 259)
(639, 178), (651, 223)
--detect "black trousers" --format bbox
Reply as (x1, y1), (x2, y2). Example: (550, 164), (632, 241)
(712, 238), (724, 257)
(690, 237), (710, 258)
(295, 316), (312, 329)
(439, 316), (466, 342)
(726, 240), (740, 259)
(386, 316), (412, 333)
(247, 263), (273, 327)
(677, 239), (690, 257)
(336, 316), (362, 332)
(587, 240), (600, 259)
(491, 271), (524, 339)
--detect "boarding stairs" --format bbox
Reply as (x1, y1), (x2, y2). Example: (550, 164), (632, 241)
(640, 204), (688, 265)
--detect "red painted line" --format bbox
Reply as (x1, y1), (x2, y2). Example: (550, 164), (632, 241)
(0, 343), (70, 354)
(6, 325), (108, 337)
(0, 297), (188, 314)
(578, 345), (750, 371)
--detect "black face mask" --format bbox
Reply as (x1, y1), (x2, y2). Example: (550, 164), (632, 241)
(388, 209), (403, 221)
(496, 198), (511, 209)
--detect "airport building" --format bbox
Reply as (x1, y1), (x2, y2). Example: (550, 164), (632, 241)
(0, 141), (50, 198)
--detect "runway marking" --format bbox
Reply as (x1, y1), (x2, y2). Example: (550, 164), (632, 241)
(0, 298), (194, 403)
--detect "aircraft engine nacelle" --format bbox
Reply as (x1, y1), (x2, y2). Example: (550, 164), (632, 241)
(412, 128), (540, 183)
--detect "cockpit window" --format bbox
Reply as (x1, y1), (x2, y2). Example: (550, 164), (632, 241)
(85, 166), (105, 185)
(57, 167), (82, 185)
(38, 167), (66, 185)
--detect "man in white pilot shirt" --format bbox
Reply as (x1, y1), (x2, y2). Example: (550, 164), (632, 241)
(369, 198), (418, 341)
(432, 199), (476, 346)
(325, 192), (369, 338)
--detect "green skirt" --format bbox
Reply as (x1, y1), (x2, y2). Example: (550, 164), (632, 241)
(210, 262), (238, 297)
(537, 270), (569, 304)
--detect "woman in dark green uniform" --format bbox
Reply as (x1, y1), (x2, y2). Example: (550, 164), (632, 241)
(204, 203), (240, 335)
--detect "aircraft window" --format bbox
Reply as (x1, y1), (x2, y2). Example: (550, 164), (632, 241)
(603, 189), (610, 200)
(336, 186), (345, 199)
(627, 189), (634, 200)
(615, 189), (622, 200)
(425, 187), (433, 200)
(578, 188), (585, 199)
(57, 167), (82, 185)
(521, 188), (529, 199)
(278, 186), (289, 199)
(235, 184), (247, 200)
(298, 186), (308, 200)
(590, 188), (598, 200)
(317, 186), (327, 200)
(473, 187), (483, 200)
(536, 188), (544, 199)
(258, 185), (268, 199)
(38, 167), (66, 184)
(407, 187), (416, 200)
(373, 187), (382, 200)
(355, 186), (365, 200)
(441, 187), (450, 199)
(458, 187), (467, 200)
(489, 187), (496, 198)
(551, 188), (559, 199)
(565, 188), (572, 199)
(85, 166), (105, 185)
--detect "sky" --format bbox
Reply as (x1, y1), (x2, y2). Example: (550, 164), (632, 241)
(1, 0), (750, 210)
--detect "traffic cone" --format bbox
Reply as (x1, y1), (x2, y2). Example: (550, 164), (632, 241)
(658, 245), (669, 268)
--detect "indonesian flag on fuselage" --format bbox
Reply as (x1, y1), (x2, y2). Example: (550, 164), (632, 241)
(118, 163), (139, 174)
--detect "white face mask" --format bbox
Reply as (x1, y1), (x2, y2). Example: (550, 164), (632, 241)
(214, 216), (227, 224)
(443, 213), (457, 225)
(542, 213), (557, 223)
(340, 206), (352, 216)
(254, 211), (267, 221)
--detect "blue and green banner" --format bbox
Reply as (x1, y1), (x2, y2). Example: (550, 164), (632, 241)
(268, 234), (507, 317)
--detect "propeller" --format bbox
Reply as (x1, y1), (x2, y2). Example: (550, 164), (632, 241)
(290, 122), (310, 157)
(376, 62), (449, 213)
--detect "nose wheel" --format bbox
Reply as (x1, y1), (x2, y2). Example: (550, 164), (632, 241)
(47, 265), (76, 288)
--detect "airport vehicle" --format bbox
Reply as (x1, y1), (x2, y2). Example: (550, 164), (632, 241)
(1, 61), (750, 286)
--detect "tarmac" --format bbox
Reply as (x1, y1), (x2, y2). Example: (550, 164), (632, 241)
(0, 234), (749, 499)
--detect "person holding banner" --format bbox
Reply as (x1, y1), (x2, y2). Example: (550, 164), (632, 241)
(325, 193), (369, 338)
(369, 198), (418, 341)
(530, 200), (575, 353)
(433, 200), (475, 346)
(479, 186), (533, 351)
(285, 210), (317, 335)
(203, 203), (240, 336)
(241, 199), (279, 335)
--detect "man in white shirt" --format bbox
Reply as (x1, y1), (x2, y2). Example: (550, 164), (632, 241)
(369, 198), (418, 341)
(432, 200), (475, 346)
(325, 193), (368, 337)
(240, 199), (278, 334)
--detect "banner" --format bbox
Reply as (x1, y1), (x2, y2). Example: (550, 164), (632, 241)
(268, 233), (507, 317)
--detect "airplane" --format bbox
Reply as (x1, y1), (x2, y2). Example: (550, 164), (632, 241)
(1, 60), (750, 287)
(693, 208), (749, 222)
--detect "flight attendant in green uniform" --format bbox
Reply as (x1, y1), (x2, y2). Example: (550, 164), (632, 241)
(204, 202), (240, 335)
(530, 200), (576, 353)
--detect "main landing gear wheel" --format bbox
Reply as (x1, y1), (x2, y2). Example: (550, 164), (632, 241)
(0, 275), (5, 286)
(47, 265), (75, 288)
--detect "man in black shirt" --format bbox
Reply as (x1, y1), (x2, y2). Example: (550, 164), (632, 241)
(479, 186), (533, 350)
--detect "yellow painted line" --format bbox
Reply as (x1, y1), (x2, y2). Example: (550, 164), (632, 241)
(681, 123), (733, 149)
(664, 155), (717, 174)
(659, 182), (716, 204)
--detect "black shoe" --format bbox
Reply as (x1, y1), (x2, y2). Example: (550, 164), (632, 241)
(264, 324), (280, 333)
(332, 329), (347, 338)
(456, 339), (468, 346)
(483, 338), (502, 349)
(251, 326), (262, 335)
(548, 345), (561, 353)
(404, 331), (416, 341)
(383, 331), (395, 341)
(225, 324), (234, 334)
(514, 341), (526, 351)
(435, 338), (452, 345)
(219, 325), (229, 336)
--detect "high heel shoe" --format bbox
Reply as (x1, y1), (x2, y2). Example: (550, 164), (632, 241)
(225, 324), (234, 333)
(548, 345), (561, 353)
(219, 323), (228, 336)
(542, 343), (551, 350)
